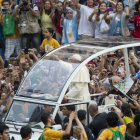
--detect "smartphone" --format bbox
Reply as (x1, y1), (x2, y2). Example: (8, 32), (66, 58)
(107, 54), (114, 57)
(107, 7), (113, 12)
(7, 69), (13, 73)
(2, 9), (7, 14)
(9, 64), (13, 67)
(108, 107), (113, 111)
(114, 95), (118, 99)
(10, 58), (17, 61)
(24, 48), (28, 54)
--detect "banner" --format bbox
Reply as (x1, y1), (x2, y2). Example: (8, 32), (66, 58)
(113, 77), (134, 95)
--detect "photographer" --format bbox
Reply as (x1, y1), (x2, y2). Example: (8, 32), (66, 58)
(0, 0), (21, 61)
(13, 0), (41, 51)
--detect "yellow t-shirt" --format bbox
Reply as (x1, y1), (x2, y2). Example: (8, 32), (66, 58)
(41, 38), (60, 53)
(98, 125), (126, 140)
(123, 115), (134, 134)
(0, 0), (2, 7)
(84, 132), (88, 140)
(43, 128), (63, 140)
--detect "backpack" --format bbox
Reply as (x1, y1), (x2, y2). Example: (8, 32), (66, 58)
(109, 126), (125, 140)
(2, 13), (15, 36)
(38, 128), (48, 140)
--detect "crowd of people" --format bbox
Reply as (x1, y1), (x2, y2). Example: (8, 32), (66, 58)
(0, 0), (140, 139)
(0, 0), (140, 58)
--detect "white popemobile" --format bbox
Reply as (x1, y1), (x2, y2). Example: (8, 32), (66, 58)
(3, 37), (140, 140)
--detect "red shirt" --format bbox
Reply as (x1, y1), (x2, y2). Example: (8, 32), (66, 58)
(56, 16), (62, 35)
(129, 15), (140, 38)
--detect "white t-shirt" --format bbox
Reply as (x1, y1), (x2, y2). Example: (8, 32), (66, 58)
(92, 14), (109, 38)
(78, 5), (95, 37)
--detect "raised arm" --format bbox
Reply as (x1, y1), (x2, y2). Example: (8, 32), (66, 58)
(26, 0), (40, 17)
(88, 10), (95, 22)
(125, 0), (130, 18)
(106, 0), (117, 7)
(63, 111), (75, 135)
(3, 91), (14, 113)
(112, 107), (125, 125)
(74, 112), (86, 134)
(0, 56), (4, 68)
(12, 0), (23, 16)
(74, 0), (81, 10)
(60, 13), (65, 26)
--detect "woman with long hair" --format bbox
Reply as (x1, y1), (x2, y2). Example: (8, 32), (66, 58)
(88, 2), (110, 38)
(107, 1), (130, 36)
(40, 0), (53, 34)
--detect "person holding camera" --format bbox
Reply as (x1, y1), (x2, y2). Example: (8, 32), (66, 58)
(13, 0), (41, 51)
(0, 0), (21, 61)
(129, 1), (140, 38)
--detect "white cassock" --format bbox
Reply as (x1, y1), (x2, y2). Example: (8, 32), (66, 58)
(66, 65), (91, 110)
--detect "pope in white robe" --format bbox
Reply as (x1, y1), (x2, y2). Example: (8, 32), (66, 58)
(66, 64), (91, 110)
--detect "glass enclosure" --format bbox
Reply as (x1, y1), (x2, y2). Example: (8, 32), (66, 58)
(17, 43), (106, 102)
(6, 100), (55, 128)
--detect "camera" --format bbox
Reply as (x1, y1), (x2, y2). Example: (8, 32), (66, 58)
(2, 9), (7, 14)
(114, 95), (118, 100)
(7, 69), (13, 73)
(19, 0), (29, 11)
(22, 0), (28, 6)
(108, 107), (113, 111)
(24, 48), (28, 54)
